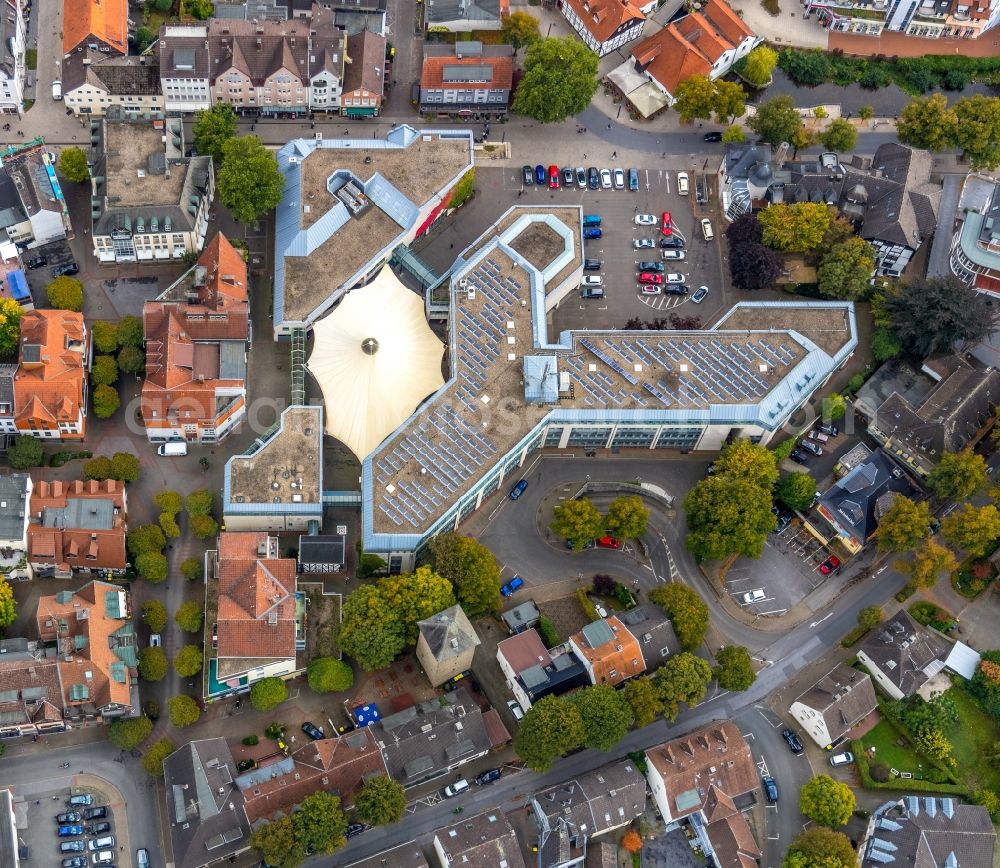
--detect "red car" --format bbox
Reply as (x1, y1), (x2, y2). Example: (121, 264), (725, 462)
(597, 536), (621, 549)
(548, 165), (560, 189)
(819, 555), (841, 574)
(661, 211), (673, 236)
(639, 272), (663, 284)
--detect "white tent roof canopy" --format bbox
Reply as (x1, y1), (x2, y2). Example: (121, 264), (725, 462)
(307, 266), (445, 460)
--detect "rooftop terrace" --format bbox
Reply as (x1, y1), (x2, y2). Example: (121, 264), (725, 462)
(104, 124), (185, 208)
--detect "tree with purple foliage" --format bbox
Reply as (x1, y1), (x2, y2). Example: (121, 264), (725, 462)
(592, 574), (616, 596)
(730, 242), (783, 290)
(725, 213), (763, 247)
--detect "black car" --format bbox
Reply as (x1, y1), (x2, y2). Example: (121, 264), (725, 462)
(475, 768), (502, 785)
(87, 822), (112, 836)
(660, 235), (685, 249)
(782, 728), (804, 754)
(562, 167), (574, 187)
(789, 448), (810, 465)
(346, 823), (365, 839)
(62, 858), (87, 868)
(26, 255), (47, 269)
(59, 842), (86, 854)
(703, 131), (723, 142)
(565, 538), (595, 550)
(587, 167), (600, 190)
(665, 284), (689, 295)
(772, 508), (792, 533)
(55, 812), (82, 824)
(521, 165), (534, 186)
(51, 261), (79, 277)
(583, 259), (603, 271)
(637, 261), (663, 272)
(763, 776), (779, 803)
(817, 423), (839, 436)
(301, 722), (324, 741)
(82, 807), (107, 821)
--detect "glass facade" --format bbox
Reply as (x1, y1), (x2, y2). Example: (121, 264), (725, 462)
(655, 427), (703, 448)
(567, 427), (612, 447)
(544, 427), (563, 446)
(610, 427), (658, 448)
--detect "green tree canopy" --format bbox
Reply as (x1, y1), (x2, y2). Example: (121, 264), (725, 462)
(185, 489), (215, 515)
(819, 117), (858, 152)
(551, 498), (605, 548)
(174, 644), (204, 677)
(748, 95), (801, 144)
(190, 513), (220, 540)
(885, 275), (992, 357)
(185, 0), (213, 18)
(512, 37), (599, 123)
(799, 775), (855, 827)
(739, 45), (778, 87)
(338, 584), (406, 672)
(83, 456), (112, 481)
(758, 202), (832, 253)
(822, 393), (847, 421)
(501, 10), (540, 54)
(673, 74), (718, 123)
(181, 557), (203, 582)
(137, 646), (168, 681)
(91, 320), (118, 354)
(136, 551), (168, 583)
(133, 25), (155, 51)
(354, 775), (406, 826)
(109, 715), (153, 750)
(940, 503), (1000, 558)
(292, 791), (347, 855)
(712, 79), (746, 124)
(927, 449), (988, 501)
(117, 345), (145, 374)
(7, 434), (42, 469)
(857, 604), (883, 631)
(58, 147), (90, 182)
(817, 237), (876, 300)
(648, 584), (710, 651)
(722, 125), (747, 143)
(92, 385), (120, 419)
(898, 93), (957, 151)
(0, 298), (22, 358)
(684, 476), (776, 561)
(175, 601), (205, 633)
(141, 739), (175, 777)
(250, 677), (289, 711)
(47, 276), (84, 311)
(874, 497), (933, 552)
(128, 524), (165, 557)
(116, 315), (144, 347)
(109, 452), (140, 482)
(193, 103), (238, 162)
(250, 817), (303, 867)
(426, 532), (501, 617)
(514, 694), (585, 771)
(777, 472), (816, 511)
(218, 136), (285, 223)
(622, 676), (663, 728)
(142, 599), (167, 633)
(896, 539), (957, 589)
(168, 695), (202, 727)
(572, 684), (634, 751)
(782, 827), (856, 868)
(713, 645), (756, 691)
(953, 95), (1000, 171)
(307, 656), (354, 693)
(0, 575), (16, 630)
(655, 652), (713, 721)
(605, 495), (649, 539)
(154, 490), (183, 515)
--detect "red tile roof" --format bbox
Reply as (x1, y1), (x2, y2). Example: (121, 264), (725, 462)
(63, 0), (128, 54)
(27, 480), (127, 572)
(564, 0), (646, 44)
(497, 629), (551, 674)
(420, 55), (513, 90)
(570, 617), (645, 686)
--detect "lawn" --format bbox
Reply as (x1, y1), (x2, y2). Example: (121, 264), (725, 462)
(946, 686), (1000, 793)
(860, 720), (929, 776)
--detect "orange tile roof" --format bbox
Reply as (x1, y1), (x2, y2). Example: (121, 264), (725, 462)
(701, 0), (756, 47)
(27, 480), (127, 572)
(14, 310), (88, 434)
(570, 616), (645, 686)
(63, 0), (128, 55)
(420, 55), (514, 90)
(36, 579), (134, 712)
(676, 12), (732, 63)
(215, 532), (298, 663)
(564, 0), (646, 44)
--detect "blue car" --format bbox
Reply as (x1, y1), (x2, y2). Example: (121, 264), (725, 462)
(583, 227), (602, 240)
(501, 576), (524, 598)
(508, 479), (528, 500)
(534, 165), (546, 185)
(58, 825), (84, 838)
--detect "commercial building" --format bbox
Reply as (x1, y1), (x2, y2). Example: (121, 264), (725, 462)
(62, 53), (163, 117)
(807, 0), (1000, 41)
(141, 232), (250, 444)
(789, 663), (877, 748)
(419, 43), (513, 120)
(0, 141), (72, 248)
(950, 174), (1000, 294)
(0, 473), (30, 581)
(425, 0), (506, 30)
(561, 0), (650, 56)
(63, 0), (128, 56)
(0, 637), (71, 737)
(415, 604), (480, 687)
(341, 30), (386, 117)
(0, 0), (26, 115)
(89, 116), (214, 264)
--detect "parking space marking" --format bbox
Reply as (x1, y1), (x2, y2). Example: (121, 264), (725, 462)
(756, 756), (770, 778)
(755, 705), (785, 728)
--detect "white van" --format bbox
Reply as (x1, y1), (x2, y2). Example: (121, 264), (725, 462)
(158, 441), (188, 457)
(701, 218), (714, 241)
(51, 79), (62, 100)
(443, 779), (470, 798)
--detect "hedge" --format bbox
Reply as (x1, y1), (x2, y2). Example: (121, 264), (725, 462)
(840, 625), (869, 648)
(852, 739), (967, 796)
(576, 588), (599, 622)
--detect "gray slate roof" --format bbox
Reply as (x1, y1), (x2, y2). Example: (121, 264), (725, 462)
(417, 604), (480, 662)
(793, 663), (877, 743)
(425, 0), (501, 24)
(0, 473), (29, 541)
(858, 611), (949, 698)
(434, 811), (527, 868)
(619, 603), (679, 668)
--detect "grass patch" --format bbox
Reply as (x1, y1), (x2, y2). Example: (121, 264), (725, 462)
(25, 48), (36, 70)
(946, 686), (1000, 794)
(859, 720), (927, 775)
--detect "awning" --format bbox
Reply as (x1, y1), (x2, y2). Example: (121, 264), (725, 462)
(625, 82), (670, 119)
(344, 107), (376, 117)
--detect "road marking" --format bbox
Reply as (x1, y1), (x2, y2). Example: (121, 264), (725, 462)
(756, 756), (770, 777)
(809, 613), (833, 628)
(742, 732), (755, 742)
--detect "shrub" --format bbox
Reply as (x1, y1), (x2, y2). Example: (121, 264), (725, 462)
(143, 699), (160, 720)
(250, 677), (288, 712)
(895, 583), (917, 602)
(870, 763), (890, 782)
(576, 588), (599, 621)
(265, 722), (284, 739)
(242, 735), (259, 746)
(538, 615), (560, 647)
(7, 435), (44, 470)
(592, 573), (616, 596)
(307, 657), (354, 693)
(181, 557), (204, 582)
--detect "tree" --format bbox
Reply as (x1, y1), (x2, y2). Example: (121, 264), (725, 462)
(83, 456), (112, 480)
(514, 694), (585, 771)
(92, 385), (120, 419)
(154, 490), (183, 515)
(218, 136), (285, 223)
(512, 37), (599, 124)
(0, 298), (21, 357)
(185, 0), (213, 18)
(780, 48), (833, 85)
(874, 497), (932, 553)
(91, 320), (118, 354)
(250, 677), (289, 712)
(953, 95), (1000, 171)
(790, 124), (816, 157)
(799, 775), (855, 827)
(58, 147), (90, 182)
(110, 452), (140, 482)
(138, 646), (168, 681)
(551, 498), (605, 548)
(355, 775), (406, 826)
(192, 104), (237, 163)
(190, 513), (220, 540)
(109, 715), (153, 750)
(174, 645), (204, 677)
(181, 557), (203, 582)
(777, 472), (816, 511)
(0, 575), (16, 630)
(168, 695), (201, 727)
(873, 327), (903, 361)
(115, 315), (143, 348)
(185, 489), (215, 515)
(885, 275), (992, 357)
(897, 539), (957, 589)
(713, 645), (756, 691)
(307, 656), (353, 693)
(162, 518), (181, 540)
(857, 604), (883, 631)
(127, 524), (165, 556)
(783, 827), (855, 868)
(175, 602), (204, 633)
(859, 105), (874, 120)
(136, 551), (168, 583)
(141, 739), (175, 777)
(46, 276), (84, 311)
(606, 495), (649, 539)
(572, 684), (634, 751)
(133, 25), (155, 51)
(117, 345), (145, 374)
(251, 817), (303, 867)
(622, 676), (663, 728)
(727, 214), (764, 246)
(338, 584), (406, 671)
(721, 125), (746, 143)
(973, 788), (1000, 818)
(739, 45), (778, 87)
(142, 600), (167, 633)
(426, 532), (500, 618)
(817, 237), (876, 300)
(684, 476), (776, 562)
(649, 584), (710, 651)
(501, 10), (540, 54)
(292, 791), (347, 855)
(822, 393), (847, 421)
(621, 830), (643, 854)
(941, 503), (1000, 557)
(819, 117), (857, 152)
(673, 75), (718, 123)
(7, 434), (43, 469)
(898, 93), (958, 151)
(715, 439), (779, 488)
(749, 95), (801, 145)
(758, 203), (832, 254)
(655, 652), (713, 721)
(729, 241), (782, 289)
(927, 449), (988, 501)
(713, 80), (746, 124)
(448, 167), (475, 209)
(912, 725), (953, 761)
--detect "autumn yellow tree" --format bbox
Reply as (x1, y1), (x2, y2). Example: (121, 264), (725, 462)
(758, 202), (832, 253)
(896, 539), (957, 589)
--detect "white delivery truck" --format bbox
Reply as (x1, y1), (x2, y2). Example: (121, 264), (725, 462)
(157, 442), (188, 456)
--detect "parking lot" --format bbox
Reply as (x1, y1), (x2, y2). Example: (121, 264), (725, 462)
(17, 781), (121, 867)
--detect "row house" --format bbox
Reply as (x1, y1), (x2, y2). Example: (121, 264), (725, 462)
(62, 52), (164, 118)
(0, 0), (26, 115)
(341, 29), (386, 117)
(63, 0), (127, 56)
(561, 0), (651, 57)
(419, 42), (513, 120)
(0, 472), (30, 580)
(0, 142), (72, 248)
(809, 0), (999, 40)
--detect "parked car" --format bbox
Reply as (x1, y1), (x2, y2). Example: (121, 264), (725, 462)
(700, 218), (714, 241)
(582, 214), (601, 227)
(638, 272), (663, 284)
(91, 853), (114, 865)
(56, 812), (82, 824)
(798, 439), (823, 456)
(763, 776), (779, 803)
(26, 255), (47, 269)
(599, 168), (612, 189)
(676, 172), (689, 195)
(583, 259), (603, 271)
(576, 167), (587, 189)
(808, 430), (829, 443)
(665, 284), (689, 295)
(443, 670), (478, 692)
(301, 722), (324, 740)
(639, 285), (661, 295)
(613, 168), (625, 189)
(596, 536), (621, 549)
(819, 556), (841, 574)
(58, 825), (84, 838)
(634, 238), (656, 249)
(581, 275), (604, 287)
(135, 846), (149, 865)
(565, 538), (595, 550)
(817, 423), (839, 437)
(628, 168), (639, 191)
(741, 589), (766, 604)
(500, 576), (524, 597)
(691, 285), (709, 304)
(661, 211), (673, 235)
(51, 261), (79, 277)
(703, 131), (723, 142)
(534, 165), (545, 185)
(63, 858), (87, 868)
(149, 633), (161, 647)
(346, 823), (366, 838)
(772, 508), (792, 533)
(81, 807), (106, 821)
(60, 842), (86, 854)
(67, 796), (94, 808)
(637, 261), (663, 272)
(475, 768), (502, 785)
(789, 448), (810, 465)
(580, 286), (605, 299)
(782, 728), (804, 754)
(583, 227), (602, 240)
(522, 165), (534, 186)
(87, 823), (112, 837)
(634, 213), (657, 226)
(443, 779), (470, 798)
(660, 235), (684, 249)
(508, 479), (528, 500)
(562, 166), (574, 186)
(507, 699), (525, 720)
(661, 249), (685, 260)
(587, 167), (600, 189)
(88, 836), (115, 852)
(829, 751), (854, 767)
(548, 165), (560, 189)
(664, 272), (686, 284)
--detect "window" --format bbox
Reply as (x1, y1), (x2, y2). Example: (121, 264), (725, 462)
(609, 668), (617, 678)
